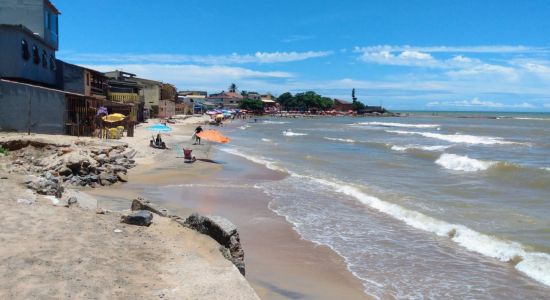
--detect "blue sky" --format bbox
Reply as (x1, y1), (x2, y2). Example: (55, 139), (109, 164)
(55, 0), (550, 111)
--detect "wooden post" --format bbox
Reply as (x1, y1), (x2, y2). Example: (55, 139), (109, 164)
(76, 113), (80, 138)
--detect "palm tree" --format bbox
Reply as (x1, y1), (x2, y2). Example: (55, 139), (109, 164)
(229, 83), (237, 93)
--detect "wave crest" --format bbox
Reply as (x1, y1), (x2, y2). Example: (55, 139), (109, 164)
(355, 121), (440, 128)
(387, 130), (521, 145)
(436, 153), (495, 172)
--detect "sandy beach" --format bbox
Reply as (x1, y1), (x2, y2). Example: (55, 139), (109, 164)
(0, 115), (368, 299)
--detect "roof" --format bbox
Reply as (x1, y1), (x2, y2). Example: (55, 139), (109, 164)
(334, 99), (352, 105)
(208, 91), (243, 99)
(261, 99), (276, 103)
(45, 0), (61, 15)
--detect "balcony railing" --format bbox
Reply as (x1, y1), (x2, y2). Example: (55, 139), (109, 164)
(107, 92), (140, 103)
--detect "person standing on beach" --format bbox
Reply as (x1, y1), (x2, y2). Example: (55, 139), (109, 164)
(195, 125), (203, 145)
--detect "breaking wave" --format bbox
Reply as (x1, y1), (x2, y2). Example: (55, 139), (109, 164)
(435, 153), (495, 172)
(391, 144), (450, 152)
(261, 138), (272, 142)
(220, 146), (550, 288)
(356, 121), (440, 129)
(387, 130), (521, 145)
(324, 137), (356, 143)
(283, 131), (308, 136)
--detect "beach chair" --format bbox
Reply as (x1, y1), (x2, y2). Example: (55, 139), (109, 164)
(183, 148), (196, 163)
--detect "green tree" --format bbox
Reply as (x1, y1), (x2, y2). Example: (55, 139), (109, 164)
(352, 88), (357, 103)
(239, 98), (264, 112)
(352, 100), (366, 111)
(276, 92), (294, 110)
(229, 83), (237, 93)
(319, 97), (334, 110)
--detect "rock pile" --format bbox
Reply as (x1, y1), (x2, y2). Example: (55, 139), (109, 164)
(3, 140), (137, 196)
(182, 213), (246, 276)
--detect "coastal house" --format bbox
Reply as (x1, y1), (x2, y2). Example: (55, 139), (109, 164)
(260, 93), (277, 111)
(0, 0), (98, 136)
(242, 91), (261, 100)
(177, 90), (208, 114)
(131, 77), (162, 119)
(104, 70), (144, 122)
(158, 83), (176, 119)
(333, 99), (353, 112)
(207, 91), (243, 109)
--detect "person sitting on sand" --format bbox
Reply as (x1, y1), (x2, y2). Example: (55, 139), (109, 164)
(194, 126), (203, 145)
(156, 134), (162, 146)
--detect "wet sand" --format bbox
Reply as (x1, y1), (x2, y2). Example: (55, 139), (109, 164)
(89, 147), (370, 299)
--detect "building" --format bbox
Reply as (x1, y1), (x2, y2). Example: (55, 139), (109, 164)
(0, 0), (60, 50)
(260, 93), (277, 111)
(333, 99), (353, 112)
(158, 83), (176, 118)
(177, 91), (208, 114)
(104, 70), (143, 122)
(207, 91), (243, 109)
(242, 91), (261, 100)
(131, 77), (162, 118)
(55, 60), (108, 99)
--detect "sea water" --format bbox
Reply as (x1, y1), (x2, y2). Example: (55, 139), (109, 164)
(221, 113), (550, 299)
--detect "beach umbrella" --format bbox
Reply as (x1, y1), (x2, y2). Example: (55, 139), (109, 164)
(102, 113), (126, 123)
(205, 110), (217, 115)
(147, 124), (172, 132)
(196, 129), (230, 143)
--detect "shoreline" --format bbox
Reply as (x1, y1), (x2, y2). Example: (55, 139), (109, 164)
(86, 119), (370, 299)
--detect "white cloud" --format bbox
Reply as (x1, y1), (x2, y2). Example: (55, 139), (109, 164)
(427, 98), (535, 109)
(62, 51), (332, 65)
(446, 64), (518, 81)
(355, 45), (545, 54)
(358, 50), (439, 67)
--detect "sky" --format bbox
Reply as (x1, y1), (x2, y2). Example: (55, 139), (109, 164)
(54, 0), (550, 111)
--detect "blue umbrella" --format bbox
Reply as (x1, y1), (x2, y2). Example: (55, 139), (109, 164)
(148, 124), (172, 132)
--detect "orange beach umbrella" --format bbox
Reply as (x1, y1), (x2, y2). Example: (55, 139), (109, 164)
(196, 129), (231, 144)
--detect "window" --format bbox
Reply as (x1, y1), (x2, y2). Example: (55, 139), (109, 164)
(21, 39), (30, 60)
(49, 55), (56, 70)
(45, 11), (50, 29)
(42, 50), (48, 68)
(32, 45), (40, 64)
(86, 73), (90, 86)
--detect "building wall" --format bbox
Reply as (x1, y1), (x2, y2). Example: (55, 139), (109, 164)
(0, 26), (57, 85)
(55, 60), (85, 94)
(0, 80), (66, 134)
(141, 83), (161, 110)
(158, 99), (175, 118)
(0, 0), (58, 49)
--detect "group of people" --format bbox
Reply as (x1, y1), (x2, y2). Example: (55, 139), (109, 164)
(150, 134), (167, 149)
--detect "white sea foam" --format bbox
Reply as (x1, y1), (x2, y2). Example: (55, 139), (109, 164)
(221, 146), (550, 287)
(387, 130), (519, 145)
(435, 153), (495, 172)
(219, 147), (288, 173)
(239, 124), (250, 130)
(356, 121), (440, 128)
(261, 138), (272, 142)
(283, 131), (308, 136)
(391, 144), (450, 152)
(324, 137), (356, 143)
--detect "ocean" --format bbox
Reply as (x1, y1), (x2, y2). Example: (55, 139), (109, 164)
(219, 112), (550, 299)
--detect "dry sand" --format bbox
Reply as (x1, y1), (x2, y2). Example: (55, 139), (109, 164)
(0, 116), (259, 300)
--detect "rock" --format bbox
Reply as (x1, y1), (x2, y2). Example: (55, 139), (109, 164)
(26, 177), (64, 198)
(182, 213), (245, 275)
(59, 190), (97, 210)
(131, 197), (169, 217)
(121, 210), (153, 226)
(116, 172), (128, 182)
(57, 166), (72, 176)
(96, 154), (108, 164)
(99, 172), (117, 185)
(121, 148), (137, 159)
(65, 196), (78, 207)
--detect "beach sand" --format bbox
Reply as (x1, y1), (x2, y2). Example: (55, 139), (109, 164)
(87, 120), (370, 299)
(0, 115), (369, 299)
